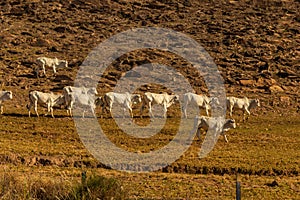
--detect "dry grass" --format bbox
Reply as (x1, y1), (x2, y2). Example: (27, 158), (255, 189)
(0, 104), (299, 199)
(0, 169), (127, 200)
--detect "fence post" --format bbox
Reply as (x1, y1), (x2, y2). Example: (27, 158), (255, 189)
(236, 173), (241, 200)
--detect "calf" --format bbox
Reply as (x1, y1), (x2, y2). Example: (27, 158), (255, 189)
(191, 116), (236, 143)
(36, 57), (68, 77)
(27, 91), (66, 118)
(0, 91), (13, 114)
(140, 92), (179, 118)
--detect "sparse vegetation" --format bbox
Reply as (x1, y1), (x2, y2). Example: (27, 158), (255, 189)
(0, 171), (127, 200)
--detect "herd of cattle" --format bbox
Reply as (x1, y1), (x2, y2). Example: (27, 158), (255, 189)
(0, 57), (261, 142)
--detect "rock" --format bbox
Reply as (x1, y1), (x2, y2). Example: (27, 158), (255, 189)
(239, 79), (254, 86)
(269, 85), (284, 93)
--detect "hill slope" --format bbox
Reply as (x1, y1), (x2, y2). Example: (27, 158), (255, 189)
(0, 0), (299, 111)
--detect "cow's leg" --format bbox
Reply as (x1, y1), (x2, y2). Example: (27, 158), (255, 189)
(52, 64), (57, 74)
(66, 103), (72, 117)
(82, 110), (85, 118)
(67, 109), (71, 117)
(108, 102), (113, 116)
(182, 101), (188, 118)
(35, 67), (39, 78)
(34, 100), (39, 117)
(163, 104), (167, 118)
(27, 103), (31, 117)
(42, 63), (46, 76)
(68, 101), (74, 117)
(148, 102), (154, 118)
(48, 102), (55, 118)
(205, 105), (209, 116)
(50, 107), (54, 118)
(229, 105), (233, 117)
(91, 106), (97, 118)
(129, 107), (134, 118)
(223, 133), (228, 143)
(244, 107), (251, 121)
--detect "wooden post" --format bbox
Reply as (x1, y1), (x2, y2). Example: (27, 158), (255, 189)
(236, 173), (241, 200)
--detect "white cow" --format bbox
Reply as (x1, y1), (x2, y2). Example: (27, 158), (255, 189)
(67, 92), (98, 118)
(182, 92), (219, 118)
(103, 92), (142, 118)
(36, 57), (68, 76)
(0, 91), (13, 114)
(140, 92), (179, 118)
(226, 97), (260, 120)
(191, 116), (236, 142)
(62, 86), (98, 117)
(27, 91), (66, 118)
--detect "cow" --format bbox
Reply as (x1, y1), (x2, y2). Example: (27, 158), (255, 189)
(27, 91), (66, 118)
(140, 92), (179, 118)
(0, 91), (13, 114)
(36, 57), (68, 77)
(226, 96), (260, 120)
(191, 116), (236, 143)
(62, 86), (98, 118)
(182, 92), (219, 118)
(67, 92), (98, 118)
(102, 92), (142, 118)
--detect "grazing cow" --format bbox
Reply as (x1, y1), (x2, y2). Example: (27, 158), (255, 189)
(226, 96), (260, 120)
(27, 91), (66, 118)
(191, 116), (236, 142)
(0, 91), (13, 114)
(103, 92), (142, 118)
(140, 92), (179, 118)
(36, 57), (68, 76)
(182, 92), (219, 118)
(62, 86), (98, 118)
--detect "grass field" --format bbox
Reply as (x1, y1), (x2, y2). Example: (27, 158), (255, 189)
(0, 104), (299, 199)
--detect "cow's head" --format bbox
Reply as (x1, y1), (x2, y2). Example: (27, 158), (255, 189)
(6, 91), (13, 99)
(63, 60), (68, 68)
(255, 99), (260, 107)
(172, 94), (180, 102)
(131, 94), (142, 104)
(227, 119), (236, 129)
(88, 87), (98, 95)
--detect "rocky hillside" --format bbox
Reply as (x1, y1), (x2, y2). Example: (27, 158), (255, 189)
(0, 0), (299, 111)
